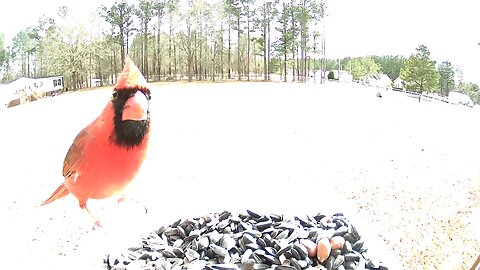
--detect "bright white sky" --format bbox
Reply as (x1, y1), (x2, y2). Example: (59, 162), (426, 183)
(1, 0), (479, 84)
(324, 0), (480, 84)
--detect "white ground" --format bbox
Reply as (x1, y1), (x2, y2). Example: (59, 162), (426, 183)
(0, 82), (478, 270)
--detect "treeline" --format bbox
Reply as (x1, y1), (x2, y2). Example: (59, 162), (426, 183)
(1, 1), (478, 104)
(328, 55), (405, 83)
(398, 45), (479, 104)
(0, 0), (326, 89)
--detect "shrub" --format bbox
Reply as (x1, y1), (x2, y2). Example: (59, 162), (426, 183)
(328, 71), (335, 80)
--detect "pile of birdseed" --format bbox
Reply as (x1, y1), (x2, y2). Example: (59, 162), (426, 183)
(104, 210), (389, 270)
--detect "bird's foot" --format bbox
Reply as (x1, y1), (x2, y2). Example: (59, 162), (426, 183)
(92, 220), (102, 230)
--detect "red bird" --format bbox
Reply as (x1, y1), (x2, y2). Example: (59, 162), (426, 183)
(41, 56), (151, 226)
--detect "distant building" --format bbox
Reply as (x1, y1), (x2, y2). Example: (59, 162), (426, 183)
(328, 70), (353, 82)
(393, 77), (404, 90)
(0, 76), (63, 108)
(90, 78), (101, 87)
(448, 91), (473, 107)
(364, 73), (393, 89)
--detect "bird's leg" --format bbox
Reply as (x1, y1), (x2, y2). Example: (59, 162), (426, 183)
(79, 201), (101, 228)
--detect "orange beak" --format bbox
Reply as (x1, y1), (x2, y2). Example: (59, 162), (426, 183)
(122, 91), (149, 121)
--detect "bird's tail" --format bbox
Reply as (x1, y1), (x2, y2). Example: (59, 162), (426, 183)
(40, 183), (70, 206)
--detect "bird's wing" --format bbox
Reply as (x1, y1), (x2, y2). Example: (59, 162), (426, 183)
(63, 127), (88, 177)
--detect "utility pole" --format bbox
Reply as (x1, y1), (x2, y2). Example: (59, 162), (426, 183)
(313, 31), (317, 84)
(350, 58), (352, 75)
(338, 58), (341, 81)
(321, 18), (326, 84)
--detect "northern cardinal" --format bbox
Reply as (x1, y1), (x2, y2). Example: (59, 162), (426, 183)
(41, 56), (151, 226)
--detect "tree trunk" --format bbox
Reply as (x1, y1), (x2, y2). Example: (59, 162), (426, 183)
(156, 24), (161, 79)
(144, 21), (149, 81)
(254, 47), (257, 80)
(263, 0), (267, 81)
(72, 71), (76, 90)
(113, 48), (117, 83)
(194, 33), (198, 80)
(27, 53), (31, 78)
(322, 31), (325, 83)
(140, 21), (145, 73)
(212, 41), (216, 82)
(153, 38), (157, 81)
(283, 32), (287, 82)
(290, 18), (295, 81)
(126, 32), (130, 57)
(247, 15), (250, 81)
(313, 32), (316, 83)
(97, 55), (102, 86)
(186, 22), (193, 82)
(174, 44), (177, 79)
(221, 25), (224, 80)
(169, 19), (173, 77)
(304, 31), (308, 82)
(237, 14), (241, 81)
(296, 55), (300, 82)
(263, 32), (267, 80)
(120, 31), (125, 65)
(301, 34), (305, 82)
(267, 20), (271, 81)
(199, 35), (203, 81)
(228, 24), (232, 79)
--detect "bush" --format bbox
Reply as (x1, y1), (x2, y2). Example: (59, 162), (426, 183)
(327, 71), (335, 80)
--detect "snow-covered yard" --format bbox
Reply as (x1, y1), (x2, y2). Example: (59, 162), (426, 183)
(0, 82), (478, 269)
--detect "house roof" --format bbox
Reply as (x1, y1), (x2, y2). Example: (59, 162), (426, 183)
(377, 74), (392, 82)
(6, 76), (63, 85)
(366, 73), (392, 83)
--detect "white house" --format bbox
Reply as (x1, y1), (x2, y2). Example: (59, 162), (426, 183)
(90, 78), (101, 87)
(393, 77), (404, 90)
(328, 70), (353, 82)
(448, 91), (473, 107)
(364, 73), (393, 89)
(8, 76), (63, 95)
(0, 76), (63, 108)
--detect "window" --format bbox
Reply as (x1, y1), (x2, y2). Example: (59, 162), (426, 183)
(53, 79), (62, 87)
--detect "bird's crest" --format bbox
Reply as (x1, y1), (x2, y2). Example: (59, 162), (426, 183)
(114, 55), (149, 91)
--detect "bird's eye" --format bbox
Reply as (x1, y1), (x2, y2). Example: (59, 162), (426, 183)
(112, 91), (119, 101)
